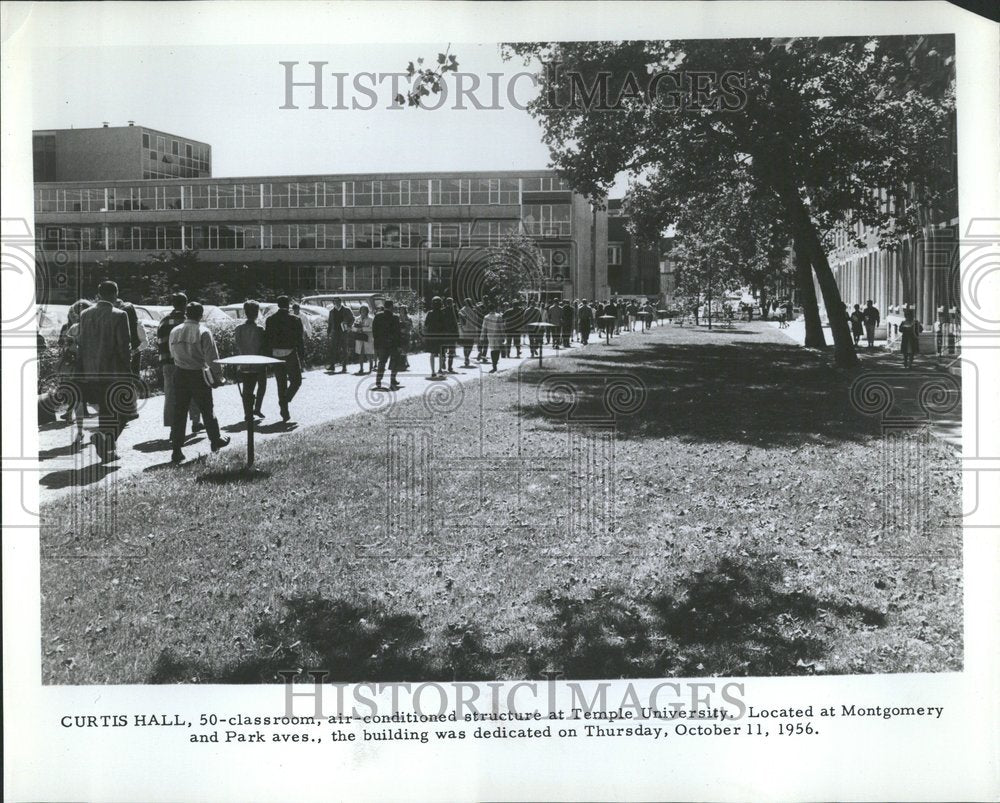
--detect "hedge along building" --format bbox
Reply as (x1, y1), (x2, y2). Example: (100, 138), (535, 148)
(33, 127), (610, 305)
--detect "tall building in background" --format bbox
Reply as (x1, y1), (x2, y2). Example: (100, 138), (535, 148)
(32, 124), (608, 303)
(606, 198), (661, 297)
(32, 123), (211, 183)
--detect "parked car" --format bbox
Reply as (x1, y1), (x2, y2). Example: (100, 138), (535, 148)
(300, 293), (384, 316)
(220, 302), (278, 321)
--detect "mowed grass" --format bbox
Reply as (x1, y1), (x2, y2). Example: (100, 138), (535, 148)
(40, 322), (962, 683)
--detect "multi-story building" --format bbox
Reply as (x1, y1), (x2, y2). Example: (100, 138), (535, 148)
(606, 199), (661, 298)
(825, 35), (958, 331)
(33, 123), (212, 183)
(33, 127), (608, 303)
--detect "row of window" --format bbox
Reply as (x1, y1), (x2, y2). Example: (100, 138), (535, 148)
(37, 220), (530, 252)
(35, 177), (572, 213)
(294, 256), (571, 293)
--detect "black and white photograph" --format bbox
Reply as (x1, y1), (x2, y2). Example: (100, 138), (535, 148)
(3, 2), (998, 800)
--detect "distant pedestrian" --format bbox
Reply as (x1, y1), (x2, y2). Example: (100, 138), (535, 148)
(158, 292), (203, 433)
(560, 300), (574, 348)
(850, 304), (864, 346)
(327, 297), (354, 373)
(862, 300), (881, 349)
(442, 297), (460, 373)
(353, 305), (375, 374)
(481, 303), (505, 373)
(76, 281), (132, 463)
(168, 301), (231, 463)
(899, 308), (923, 369)
(397, 305), (412, 371)
(265, 295), (306, 422)
(423, 296), (448, 378)
(578, 298), (593, 345)
(372, 299), (403, 390)
(524, 300), (543, 356)
(458, 298), (478, 367)
(234, 300), (268, 419)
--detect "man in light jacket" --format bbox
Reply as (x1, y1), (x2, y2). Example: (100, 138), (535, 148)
(168, 302), (231, 463)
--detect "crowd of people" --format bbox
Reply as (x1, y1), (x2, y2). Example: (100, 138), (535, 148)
(48, 281), (928, 468)
(52, 287), (661, 465)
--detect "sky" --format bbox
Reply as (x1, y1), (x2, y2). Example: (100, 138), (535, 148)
(25, 40), (629, 196)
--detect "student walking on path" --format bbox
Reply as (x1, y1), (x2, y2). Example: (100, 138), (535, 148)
(265, 295), (306, 422)
(168, 301), (231, 463)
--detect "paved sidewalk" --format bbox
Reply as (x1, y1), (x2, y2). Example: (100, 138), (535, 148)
(38, 337), (606, 503)
(768, 320), (962, 451)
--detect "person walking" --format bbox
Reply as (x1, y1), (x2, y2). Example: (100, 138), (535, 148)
(157, 292), (203, 433)
(604, 299), (618, 338)
(458, 298), (478, 367)
(862, 299), (881, 349)
(56, 299), (92, 438)
(560, 300), (574, 348)
(168, 302), (231, 463)
(524, 299), (543, 357)
(352, 304), (375, 374)
(234, 300), (268, 419)
(76, 281), (133, 463)
(577, 299), (594, 345)
(442, 297), (460, 373)
(265, 295), (306, 422)
(397, 304), (413, 371)
(115, 294), (146, 422)
(547, 298), (562, 348)
(502, 299), (520, 358)
(423, 296), (448, 378)
(327, 297), (354, 373)
(850, 304), (864, 346)
(372, 299), (403, 390)
(481, 303), (505, 373)
(899, 307), (923, 369)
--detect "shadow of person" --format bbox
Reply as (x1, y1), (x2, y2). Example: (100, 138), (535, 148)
(40, 462), (119, 490)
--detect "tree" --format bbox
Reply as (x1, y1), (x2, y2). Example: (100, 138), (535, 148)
(403, 37), (953, 366)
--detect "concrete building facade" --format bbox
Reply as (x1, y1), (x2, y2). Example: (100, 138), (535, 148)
(33, 123), (212, 183)
(34, 149), (609, 303)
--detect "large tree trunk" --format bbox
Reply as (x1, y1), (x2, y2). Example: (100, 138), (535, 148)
(773, 180), (858, 367)
(793, 240), (826, 347)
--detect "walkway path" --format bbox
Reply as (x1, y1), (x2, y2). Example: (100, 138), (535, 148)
(37, 336), (610, 503)
(767, 320), (962, 451)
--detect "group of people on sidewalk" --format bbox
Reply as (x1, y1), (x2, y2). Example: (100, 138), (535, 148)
(52, 285), (661, 466)
(53, 282), (313, 465)
(846, 299), (922, 368)
(419, 296), (657, 378)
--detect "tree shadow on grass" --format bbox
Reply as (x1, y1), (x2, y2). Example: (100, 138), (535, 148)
(512, 340), (883, 447)
(149, 555), (886, 683)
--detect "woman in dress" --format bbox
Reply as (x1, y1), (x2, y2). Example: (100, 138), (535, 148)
(353, 305), (375, 374)
(899, 307), (923, 369)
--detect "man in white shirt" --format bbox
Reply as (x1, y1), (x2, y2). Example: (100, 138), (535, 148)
(168, 302), (231, 463)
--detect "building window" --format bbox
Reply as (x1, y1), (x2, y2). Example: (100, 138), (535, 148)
(608, 243), (623, 266)
(523, 204), (571, 237)
(430, 178), (469, 205)
(142, 132), (150, 148)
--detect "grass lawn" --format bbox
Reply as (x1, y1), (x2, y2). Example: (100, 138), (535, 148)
(40, 322), (962, 683)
